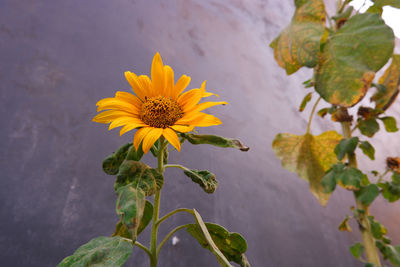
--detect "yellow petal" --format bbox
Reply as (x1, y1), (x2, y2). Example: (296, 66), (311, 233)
(176, 112), (222, 127)
(151, 52), (164, 95)
(120, 122), (146, 136)
(163, 128), (181, 151)
(134, 127), (153, 150)
(138, 75), (154, 97)
(177, 89), (204, 112)
(115, 91), (143, 108)
(170, 125), (195, 133)
(163, 65), (174, 98)
(96, 98), (140, 114)
(172, 75), (191, 100)
(186, 101), (228, 113)
(125, 71), (147, 101)
(109, 117), (145, 130)
(93, 110), (134, 123)
(142, 128), (163, 153)
(199, 81), (219, 98)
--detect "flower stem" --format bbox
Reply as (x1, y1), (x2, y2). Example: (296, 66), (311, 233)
(150, 137), (166, 267)
(341, 121), (381, 266)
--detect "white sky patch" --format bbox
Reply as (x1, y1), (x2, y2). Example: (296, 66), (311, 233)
(350, 0), (400, 38)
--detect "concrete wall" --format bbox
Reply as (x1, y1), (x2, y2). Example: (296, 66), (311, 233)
(1, 0), (399, 266)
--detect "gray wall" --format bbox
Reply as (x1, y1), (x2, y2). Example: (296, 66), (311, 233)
(1, 0), (399, 266)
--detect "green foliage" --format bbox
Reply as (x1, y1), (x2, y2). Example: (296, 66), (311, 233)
(115, 160), (163, 195)
(358, 118), (380, 137)
(379, 116), (399, 132)
(350, 242), (364, 260)
(115, 185), (146, 240)
(112, 200), (153, 239)
(335, 137), (359, 160)
(183, 168), (218, 194)
(371, 55), (400, 111)
(359, 141), (375, 160)
(376, 241), (400, 266)
(270, 0), (326, 74)
(368, 217), (387, 240)
(299, 92), (312, 112)
(322, 163), (365, 192)
(355, 184), (380, 206)
(180, 133), (249, 151)
(379, 172), (400, 202)
(368, 0), (400, 14)
(272, 131), (342, 206)
(102, 143), (133, 175)
(315, 13), (394, 107)
(57, 236), (133, 267)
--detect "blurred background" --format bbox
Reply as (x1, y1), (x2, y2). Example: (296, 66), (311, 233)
(1, 0), (399, 266)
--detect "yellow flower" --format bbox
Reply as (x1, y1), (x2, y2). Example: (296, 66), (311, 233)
(93, 52), (227, 153)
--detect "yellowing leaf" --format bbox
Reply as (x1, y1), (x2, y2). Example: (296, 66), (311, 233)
(272, 131), (342, 206)
(270, 0), (326, 74)
(371, 55), (400, 111)
(315, 13), (394, 107)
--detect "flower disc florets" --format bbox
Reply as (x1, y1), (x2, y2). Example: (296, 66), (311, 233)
(139, 96), (184, 128)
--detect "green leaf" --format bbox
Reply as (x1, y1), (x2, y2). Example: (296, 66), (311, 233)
(272, 131), (342, 206)
(371, 55), (400, 111)
(315, 13), (394, 107)
(379, 181), (400, 202)
(299, 92), (312, 112)
(355, 184), (380, 206)
(183, 168), (218, 194)
(322, 163), (345, 193)
(349, 242), (364, 260)
(380, 116), (399, 132)
(317, 108), (330, 118)
(367, 0), (400, 14)
(112, 200), (153, 239)
(191, 209), (234, 267)
(376, 242), (400, 266)
(334, 137), (359, 160)
(115, 185), (146, 240)
(359, 141), (375, 160)
(322, 164), (364, 191)
(368, 216), (387, 240)
(115, 160), (163, 195)
(102, 143), (132, 175)
(270, 0), (326, 74)
(57, 236), (133, 267)
(180, 133), (249, 151)
(358, 118), (380, 137)
(126, 144), (144, 161)
(338, 216), (352, 232)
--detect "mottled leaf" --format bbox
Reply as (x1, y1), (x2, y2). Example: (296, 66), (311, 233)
(371, 55), (400, 111)
(180, 133), (249, 151)
(380, 116), (398, 132)
(299, 92), (312, 112)
(350, 242), (364, 260)
(115, 160), (163, 195)
(116, 185), (146, 240)
(376, 242), (400, 266)
(359, 141), (375, 160)
(355, 184), (380, 206)
(183, 168), (218, 194)
(272, 131), (342, 206)
(358, 118), (380, 137)
(102, 143), (132, 175)
(112, 200), (153, 239)
(317, 107), (330, 118)
(315, 13), (394, 107)
(338, 216), (352, 232)
(191, 209), (233, 267)
(322, 163), (364, 192)
(334, 137), (359, 160)
(270, 0), (326, 74)
(369, 216), (387, 239)
(57, 236), (133, 267)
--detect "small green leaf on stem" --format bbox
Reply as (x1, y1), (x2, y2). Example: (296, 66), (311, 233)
(317, 108), (330, 118)
(102, 143), (132, 175)
(299, 92), (313, 112)
(335, 137), (359, 160)
(359, 141), (375, 160)
(180, 133), (249, 151)
(355, 184), (380, 206)
(57, 236), (133, 267)
(350, 242), (364, 260)
(358, 118), (380, 137)
(379, 116), (399, 132)
(183, 168), (218, 194)
(368, 217), (387, 240)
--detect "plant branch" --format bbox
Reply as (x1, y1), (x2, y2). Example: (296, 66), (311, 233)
(156, 224), (191, 257)
(164, 164), (187, 170)
(307, 97), (322, 134)
(156, 208), (194, 227)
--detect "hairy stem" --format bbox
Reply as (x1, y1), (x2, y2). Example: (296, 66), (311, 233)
(341, 121), (381, 266)
(150, 137), (166, 267)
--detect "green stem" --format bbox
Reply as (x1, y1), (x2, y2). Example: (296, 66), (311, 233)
(134, 241), (152, 259)
(156, 224), (191, 257)
(156, 208), (194, 227)
(164, 164), (186, 170)
(341, 121), (382, 267)
(307, 97), (321, 134)
(149, 137), (166, 267)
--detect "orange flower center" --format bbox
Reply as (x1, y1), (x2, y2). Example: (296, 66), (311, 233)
(140, 96), (184, 128)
